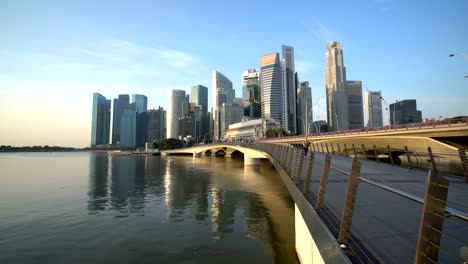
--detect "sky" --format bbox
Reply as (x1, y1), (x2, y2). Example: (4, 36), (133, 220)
(1, 0), (467, 147)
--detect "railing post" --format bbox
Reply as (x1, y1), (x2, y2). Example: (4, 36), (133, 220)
(361, 144), (368, 160)
(458, 148), (468, 181)
(337, 143), (341, 156)
(387, 145), (394, 165)
(312, 143), (316, 152)
(352, 144), (358, 159)
(331, 143), (335, 154)
(316, 154), (332, 210)
(427, 147), (438, 174)
(303, 152), (315, 194)
(404, 146), (412, 169)
(325, 143), (330, 154)
(373, 144), (379, 162)
(338, 158), (361, 244)
(288, 146), (294, 175)
(321, 143), (325, 153)
(414, 170), (449, 264)
(344, 144), (349, 157)
(295, 149), (305, 184)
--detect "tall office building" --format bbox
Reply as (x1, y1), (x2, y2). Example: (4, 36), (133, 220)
(347, 80), (363, 129)
(132, 94), (148, 114)
(147, 107), (166, 141)
(191, 85), (209, 139)
(242, 69), (261, 118)
(260, 53), (283, 127)
(111, 94), (130, 145)
(282, 45), (297, 134)
(120, 103), (137, 148)
(325, 41), (349, 131)
(220, 103), (244, 139)
(390, 99), (422, 125)
(167, 89), (187, 139)
(297, 81), (312, 135)
(364, 90), (383, 128)
(132, 94), (148, 148)
(91, 93), (111, 147)
(213, 71), (234, 141)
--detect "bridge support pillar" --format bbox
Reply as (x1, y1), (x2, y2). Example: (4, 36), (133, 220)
(244, 156), (260, 166)
(225, 154), (232, 158)
(193, 152), (201, 157)
(295, 204), (325, 264)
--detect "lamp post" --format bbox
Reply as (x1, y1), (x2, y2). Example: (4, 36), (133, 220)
(379, 96), (391, 128)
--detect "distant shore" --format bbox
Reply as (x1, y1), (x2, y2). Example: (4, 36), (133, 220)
(0, 145), (90, 153)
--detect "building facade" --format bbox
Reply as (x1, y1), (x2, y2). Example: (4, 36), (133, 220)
(282, 45), (297, 134)
(364, 90), (383, 128)
(347, 80), (363, 129)
(242, 69), (261, 118)
(326, 41), (349, 131)
(220, 103), (244, 140)
(147, 107), (166, 142)
(224, 117), (280, 141)
(297, 81), (312, 135)
(191, 84), (209, 140)
(111, 94), (129, 145)
(260, 53), (283, 128)
(390, 100), (422, 125)
(213, 71), (234, 141)
(91, 93), (111, 147)
(167, 89), (187, 139)
(132, 94), (148, 114)
(120, 103), (137, 148)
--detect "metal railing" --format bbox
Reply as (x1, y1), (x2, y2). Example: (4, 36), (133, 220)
(250, 142), (468, 264)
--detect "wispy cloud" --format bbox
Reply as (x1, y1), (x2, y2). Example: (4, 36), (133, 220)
(296, 61), (322, 74)
(310, 23), (340, 43)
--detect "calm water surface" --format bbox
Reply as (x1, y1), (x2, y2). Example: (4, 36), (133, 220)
(0, 152), (297, 264)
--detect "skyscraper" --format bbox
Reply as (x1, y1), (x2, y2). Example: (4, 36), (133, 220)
(120, 102), (137, 148)
(326, 41), (349, 131)
(132, 94), (148, 114)
(147, 106), (166, 141)
(347, 80), (363, 129)
(213, 71), (234, 141)
(191, 84), (209, 139)
(390, 100), (422, 125)
(167, 89), (187, 139)
(242, 69), (261, 118)
(220, 103), (244, 139)
(282, 45), (297, 134)
(260, 53), (282, 126)
(297, 81), (312, 135)
(91, 93), (111, 147)
(112, 94), (130, 145)
(364, 90), (383, 128)
(132, 94), (148, 148)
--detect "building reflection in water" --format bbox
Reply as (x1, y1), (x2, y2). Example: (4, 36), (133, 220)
(87, 154), (295, 262)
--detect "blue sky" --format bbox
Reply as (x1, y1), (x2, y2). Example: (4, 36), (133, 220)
(1, 0), (467, 147)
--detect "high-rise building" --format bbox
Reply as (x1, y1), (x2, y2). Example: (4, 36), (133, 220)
(326, 41), (349, 131)
(220, 103), (244, 139)
(132, 94), (148, 114)
(282, 45), (297, 134)
(260, 53), (283, 127)
(213, 71), (234, 141)
(297, 81), (312, 135)
(347, 81), (363, 129)
(364, 90), (383, 128)
(131, 94), (148, 148)
(91, 93), (111, 147)
(390, 99), (422, 125)
(242, 69), (261, 118)
(111, 94), (130, 145)
(167, 89), (187, 139)
(147, 106), (166, 142)
(191, 85), (209, 140)
(120, 103), (137, 148)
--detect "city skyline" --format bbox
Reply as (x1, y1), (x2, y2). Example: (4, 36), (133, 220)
(1, 0), (467, 147)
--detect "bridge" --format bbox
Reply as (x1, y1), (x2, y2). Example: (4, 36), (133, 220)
(163, 141), (468, 263)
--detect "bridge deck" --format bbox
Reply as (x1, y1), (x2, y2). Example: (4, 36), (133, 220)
(296, 152), (467, 263)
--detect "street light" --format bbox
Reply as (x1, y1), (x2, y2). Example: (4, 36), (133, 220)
(379, 96), (391, 128)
